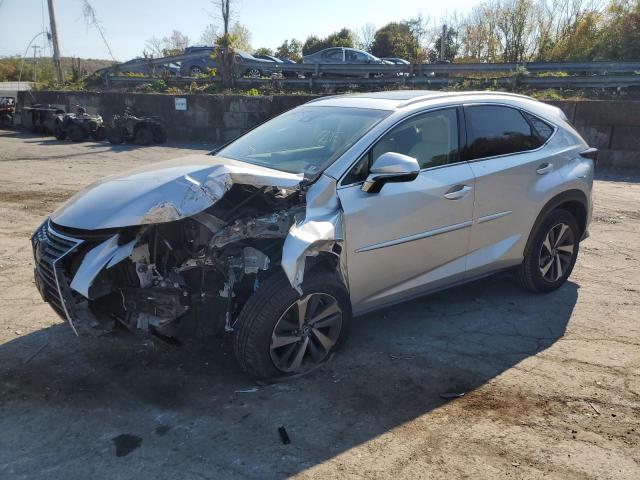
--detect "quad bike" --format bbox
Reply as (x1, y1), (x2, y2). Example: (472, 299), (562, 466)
(0, 97), (15, 128)
(106, 109), (167, 146)
(53, 105), (106, 142)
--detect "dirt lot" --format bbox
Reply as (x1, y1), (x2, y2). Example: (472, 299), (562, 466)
(0, 129), (638, 480)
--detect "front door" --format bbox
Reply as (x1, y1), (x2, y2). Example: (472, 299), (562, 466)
(337, 107), (475, 313)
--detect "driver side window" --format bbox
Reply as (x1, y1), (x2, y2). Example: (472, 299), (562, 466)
(343, 108), (460, 185)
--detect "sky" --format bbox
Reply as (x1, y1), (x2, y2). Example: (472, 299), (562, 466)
(0, 0), (476, 61)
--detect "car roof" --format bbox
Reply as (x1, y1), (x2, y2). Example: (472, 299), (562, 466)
(305, 90), (540, 111)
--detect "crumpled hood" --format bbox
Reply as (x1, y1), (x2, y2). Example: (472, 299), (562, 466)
(51, 154), (304, 230)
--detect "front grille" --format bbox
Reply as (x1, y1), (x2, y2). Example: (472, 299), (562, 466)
(32, 220), (83, 332)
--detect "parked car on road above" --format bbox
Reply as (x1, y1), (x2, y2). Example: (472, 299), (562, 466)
(180, 47), (277, 78)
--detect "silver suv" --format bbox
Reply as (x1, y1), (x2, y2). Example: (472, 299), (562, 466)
(32, 91), (595, 381)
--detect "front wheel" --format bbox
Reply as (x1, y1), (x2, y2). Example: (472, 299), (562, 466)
(67, 124), (86, 142)
(233, 270), (351, 381)
(134, 126), (153, 146)
(518, 209), (580, 293)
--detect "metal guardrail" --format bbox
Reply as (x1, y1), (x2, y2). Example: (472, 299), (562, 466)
(101, 54), (640, 89)
(107, 72), (640, 89)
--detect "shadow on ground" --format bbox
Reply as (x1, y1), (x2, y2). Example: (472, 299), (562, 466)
(0, 274), (577, 479)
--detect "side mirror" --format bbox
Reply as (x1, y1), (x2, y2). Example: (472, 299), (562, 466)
(362, 152), (420, 194)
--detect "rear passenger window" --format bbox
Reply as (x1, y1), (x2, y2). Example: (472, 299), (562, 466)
(464, 105), (544, 160)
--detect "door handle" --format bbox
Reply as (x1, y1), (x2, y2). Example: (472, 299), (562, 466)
(536, 162), (553, 175)
(444, 185), (473, 200)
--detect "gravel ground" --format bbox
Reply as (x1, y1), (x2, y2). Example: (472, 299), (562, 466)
(0, 130), (638, 480)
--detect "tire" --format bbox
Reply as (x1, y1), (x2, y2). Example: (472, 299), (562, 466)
(106, 127), (125, 145)
(0, 114), (12, 128)
(246, 68), (262, 78)
(233, 270), (351, 381)
(189, 65), (203, 76)
(518, 209), (580, 293)
(53, 124), (67, 140)
(152, 126), (168, 143)
(134, 126), (153, 146)
(67, 124), (86, 142)
(92, 126), (106, 141)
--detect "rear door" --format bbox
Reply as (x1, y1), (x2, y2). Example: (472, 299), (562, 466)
(337, 107), (476, 313)
(463, 104), (559, 276)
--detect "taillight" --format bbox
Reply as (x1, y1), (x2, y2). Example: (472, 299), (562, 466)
(580, 147), (598, 167)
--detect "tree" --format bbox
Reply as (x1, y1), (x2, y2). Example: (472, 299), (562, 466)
(199, 24), (218, 46)
(208, 0), (239, 86)
(254, 47), (274, 56)
(428, 26), (459, 63)
(144, 36), (164, 57)
(302, 28), (355, 55)
(495, 0), (535, 62)
(230, 22), (252, 51)
(161, 30), (190, 56)
(275, 39), (303, 61)
(371, 22), (420, 60)
(356, 22), (376, 52)
(595, 0), (640, 60)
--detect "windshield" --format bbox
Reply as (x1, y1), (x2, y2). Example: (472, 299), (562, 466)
(217, 106), (389, 177)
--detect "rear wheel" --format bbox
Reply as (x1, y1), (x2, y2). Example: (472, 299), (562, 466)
(53, 123), (67, 140)
(152, 125), (167, 143)
(246, 68), (262, 78)
(518, 209), (580, 293)
(233, 270), (351, 381)
(67, 124), (86, 142)
(134, 126), (153, 146)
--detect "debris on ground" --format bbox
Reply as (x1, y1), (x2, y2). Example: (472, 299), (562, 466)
(440, 392), (466, 399)
(278, 426), (291, 445)
(234, 387), (259, 393)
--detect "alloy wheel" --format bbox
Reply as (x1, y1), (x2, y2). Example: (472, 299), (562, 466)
(539, 222), (575, 282)
(270, 293), (342, 373)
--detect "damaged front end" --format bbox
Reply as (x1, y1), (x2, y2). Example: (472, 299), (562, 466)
(32, 156), (346, 342)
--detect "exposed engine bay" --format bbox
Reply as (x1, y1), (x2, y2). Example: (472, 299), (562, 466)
(32, 157), (345, 342)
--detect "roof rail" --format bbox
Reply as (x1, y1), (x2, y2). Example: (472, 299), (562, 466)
(305, 94), (347, 104)
(398, 90), (534, 108)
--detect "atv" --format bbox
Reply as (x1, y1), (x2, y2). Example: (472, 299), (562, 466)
(53, 105), (106, 142)
(0, 97), (15, 128)
(106, 108), (167, 146)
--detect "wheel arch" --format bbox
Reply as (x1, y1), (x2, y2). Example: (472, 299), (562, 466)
(524, 189), (588, 255)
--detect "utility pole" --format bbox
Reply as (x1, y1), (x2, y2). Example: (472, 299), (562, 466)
(31, 45), (41, 83)
(440, 24), (447, 62)
(47, 0), (64, 83)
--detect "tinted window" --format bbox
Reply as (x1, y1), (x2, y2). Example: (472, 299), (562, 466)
(522, 111), (554, 143)
(322, 49), (343, 61)
(464, 106), (543, 160)
(343, 108), (459, 184)
(346, 50), (370, 62)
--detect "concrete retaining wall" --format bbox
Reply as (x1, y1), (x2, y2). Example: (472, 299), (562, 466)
(17, 91), (640, 169)
(17, 91), (316, 143)
(549, 100), (640, 169)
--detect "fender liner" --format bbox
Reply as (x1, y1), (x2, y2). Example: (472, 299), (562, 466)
(524, 189), (588, 256)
